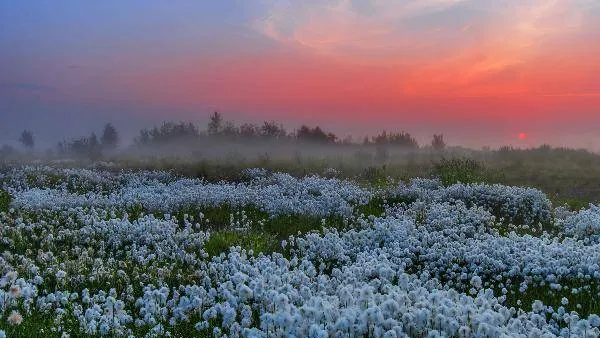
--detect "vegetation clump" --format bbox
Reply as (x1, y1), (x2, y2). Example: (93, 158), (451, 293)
(0, 188), (11, 213)
(434, 157), (485, 186)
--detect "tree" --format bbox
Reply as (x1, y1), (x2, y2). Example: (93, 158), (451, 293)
(207, 112), (223, 136)
(389, 132), (418, 148)
(89, 132), (99, 149)
(239, 123), (259, 138)
(135, 129), (150, 145)
(296, 125), (312, 141)
(260, 121), (286, 139)
(312, 126), (327, 142)
(88, 132), (102, 159)
(100, 123), (119, 149)
(371, 130), (418, 148)
(432, 134), (446, 150)
(326, 132), (338, 143)
(296, 125), (337, 144)
(61, 133), (102, 159)
(135, 121), (199, 145)
(19, 130), (34, 149)
(221, 121), (238, 137)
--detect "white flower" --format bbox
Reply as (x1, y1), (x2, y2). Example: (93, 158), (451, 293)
(470, 276), (482, 290)
(10, 284), (21, 298)
(56, 270), (67, 280)
(7, 310), (23, 325)
(3, 166), (600, 337)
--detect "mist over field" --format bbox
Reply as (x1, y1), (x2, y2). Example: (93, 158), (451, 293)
(1, 103), (599, 152)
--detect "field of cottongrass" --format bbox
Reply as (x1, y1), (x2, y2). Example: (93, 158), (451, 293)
(0, 163), (599, 337)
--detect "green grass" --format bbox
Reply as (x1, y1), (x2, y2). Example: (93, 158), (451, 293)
(499, 278), (600, 319)
(560, 198), (590, 211)
(492, 222), (560, 237)
(197, 208), (351, 257)
(204, 230), (277, 257)
(1, 312), (61, 338)
(0, 311), (215, 338)
(0, 188), (11, 213)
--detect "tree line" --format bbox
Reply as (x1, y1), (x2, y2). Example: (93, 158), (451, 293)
(11, 112), (446, 158)
(11, 124), (119, 160)
(133, 112), (445, 149)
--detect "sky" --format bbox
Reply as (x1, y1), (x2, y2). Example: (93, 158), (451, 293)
(1, 0), (600, 149)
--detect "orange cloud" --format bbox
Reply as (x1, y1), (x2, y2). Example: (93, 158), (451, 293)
(254, 0), (600, 98)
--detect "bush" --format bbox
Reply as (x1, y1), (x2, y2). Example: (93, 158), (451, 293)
(389, 178), (553, 225)
(0, 188), (11, 212)
(560, 204), (600, 243)
(434, 157), (484, 185)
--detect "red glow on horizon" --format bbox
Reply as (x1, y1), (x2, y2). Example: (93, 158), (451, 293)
(106, 1), (600, 148)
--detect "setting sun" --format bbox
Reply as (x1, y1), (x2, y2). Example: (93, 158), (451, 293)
(519, 132), (527, 140)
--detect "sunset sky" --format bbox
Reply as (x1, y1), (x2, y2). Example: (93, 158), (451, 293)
(1, 0), (599, 148)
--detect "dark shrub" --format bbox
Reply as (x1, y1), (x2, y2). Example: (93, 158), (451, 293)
(435, 157), (485, 186)
(0, 189), (11, 213)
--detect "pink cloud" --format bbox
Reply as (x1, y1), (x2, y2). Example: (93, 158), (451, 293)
(254, 0), (600, 98)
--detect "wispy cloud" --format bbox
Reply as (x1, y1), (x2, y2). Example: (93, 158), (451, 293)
(254, 0), (600, 97)
(256, 0), (470, 59)
(256, 0), (594, 57)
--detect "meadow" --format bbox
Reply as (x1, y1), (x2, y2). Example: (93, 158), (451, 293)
(0, 150), (599, 337)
